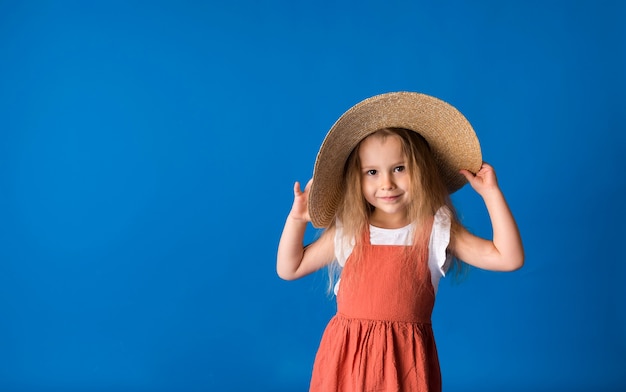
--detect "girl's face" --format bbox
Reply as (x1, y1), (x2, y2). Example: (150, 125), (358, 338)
(358, 134), (411, 228)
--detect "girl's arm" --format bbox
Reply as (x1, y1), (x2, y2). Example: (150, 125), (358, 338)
(452, 163), (524, 272)
(277, 180), (336, 280)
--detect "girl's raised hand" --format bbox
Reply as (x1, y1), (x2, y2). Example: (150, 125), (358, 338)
(455, 162), (524, 271)
(460, 162), (499, 196)
(289, 179), (312, 222)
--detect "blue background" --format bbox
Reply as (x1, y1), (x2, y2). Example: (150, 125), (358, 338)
(1, 1), (625, 391)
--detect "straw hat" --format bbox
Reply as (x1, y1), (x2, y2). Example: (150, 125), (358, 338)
(308, 91), (482, 228)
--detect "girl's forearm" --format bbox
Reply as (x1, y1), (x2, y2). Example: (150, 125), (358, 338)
(482, 188), (524, 270)
(276, 216), (308, 280)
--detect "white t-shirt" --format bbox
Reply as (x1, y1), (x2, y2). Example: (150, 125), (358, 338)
(333, 207), (453, 295)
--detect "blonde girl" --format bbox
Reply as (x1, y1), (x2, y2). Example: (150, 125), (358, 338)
(277, 92), (524, 391)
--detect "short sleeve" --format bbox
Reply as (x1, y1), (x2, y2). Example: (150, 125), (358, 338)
(428, 206), (453, 293)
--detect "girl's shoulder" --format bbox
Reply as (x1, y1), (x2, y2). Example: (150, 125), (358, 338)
(433, 205), (452, 226)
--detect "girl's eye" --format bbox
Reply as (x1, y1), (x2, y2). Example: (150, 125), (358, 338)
(366, 169), (377, 176)
(394, 166), (405, 173)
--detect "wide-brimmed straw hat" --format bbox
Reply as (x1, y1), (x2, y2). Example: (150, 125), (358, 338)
(309, 91), (482, 228)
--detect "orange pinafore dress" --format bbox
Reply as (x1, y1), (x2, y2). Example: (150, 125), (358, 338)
(310, 219), (441, 392)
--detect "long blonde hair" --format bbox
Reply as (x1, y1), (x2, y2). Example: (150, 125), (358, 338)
(327, 128), (466, 293)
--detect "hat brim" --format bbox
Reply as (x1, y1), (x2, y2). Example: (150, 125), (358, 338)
(309, 91), (482, 228)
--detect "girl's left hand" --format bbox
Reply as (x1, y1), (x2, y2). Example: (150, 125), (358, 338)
(460, 162), (500, 196)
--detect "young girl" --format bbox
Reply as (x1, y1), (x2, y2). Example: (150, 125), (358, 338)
(277, 92), (524, 391)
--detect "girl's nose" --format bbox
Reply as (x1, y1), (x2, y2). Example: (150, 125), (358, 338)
(380, 174), (395, 190)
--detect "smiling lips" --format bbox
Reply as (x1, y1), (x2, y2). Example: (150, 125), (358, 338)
(378, 195), (401, 202)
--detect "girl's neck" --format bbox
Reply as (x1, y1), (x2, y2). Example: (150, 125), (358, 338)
(369, 210), (435, 230)
(369, 211), (410, 229)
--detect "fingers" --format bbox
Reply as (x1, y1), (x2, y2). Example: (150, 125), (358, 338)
(460, 162), (493, 177)
(293, 179), (313, 196)
(459, 169), (475, 182)
(304, 179), (313, 192)
(477, 162), (495, 174)
(460, 162), (501, 195)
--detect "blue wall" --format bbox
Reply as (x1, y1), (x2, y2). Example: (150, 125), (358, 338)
(0, 1), (624, 391)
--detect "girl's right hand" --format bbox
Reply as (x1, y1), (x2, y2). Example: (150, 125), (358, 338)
(277, 178), (335, 280)
(289, 179), (312, 222)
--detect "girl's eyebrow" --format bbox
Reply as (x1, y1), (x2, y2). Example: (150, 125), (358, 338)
(360, 160), (406, 169)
